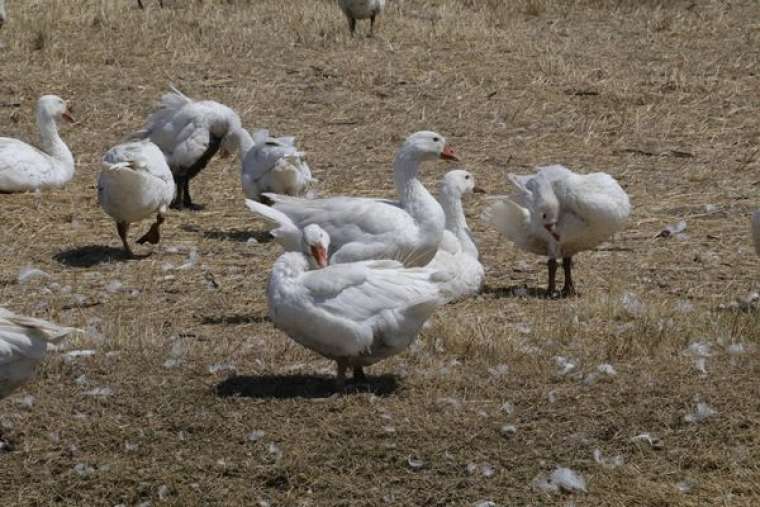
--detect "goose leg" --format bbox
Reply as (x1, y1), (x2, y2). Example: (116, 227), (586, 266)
(336, 360), (348, 391)
(561, 257), (577, 298)
(171, 178), (183, 210)
(182, 177), (193, 209)
(348, 16), (356, 35)
(369, 14), (376, 36)
(137, 212), (165, 245)
(137, 0), (144, 8)
(117, 222), (133, 257)
(546, 257), (558, 297)
(353, 366), (367, 384)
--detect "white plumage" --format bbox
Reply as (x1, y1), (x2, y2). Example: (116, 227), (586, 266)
(428, 170), (485, 301)
(132, 86), (245, 210)
(98, 139), (176, 256)
(0, 95), (75, 193)
(267, 224), (446, 388)
(0, 307), (79, 399)
(482, 164), (630, 296)
(261, 131), (459, 267)
(338, 0), (386, 35)
(241, 129), (315, 202)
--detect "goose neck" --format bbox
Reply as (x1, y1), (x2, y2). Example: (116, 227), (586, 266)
(37, 112), (74, 174)
(440, 190), (478, 257)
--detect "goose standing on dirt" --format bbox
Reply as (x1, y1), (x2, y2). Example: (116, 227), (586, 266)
(338, 0), (386, 36)
(429, 170), (485, 301)
(268, 224), (447, 389)
(98, 139), (176, 257)
(482, 164), (630, 297)
(132, 86), (244, 210)
(241, 129), (315, 203)
(0, 307), (79, 400)
(0, 95), (75, 193)
(261, 131), (459, 267)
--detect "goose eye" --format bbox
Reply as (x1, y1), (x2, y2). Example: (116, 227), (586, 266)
(542, 213), (547, 219)
(465, 175), (470, 180)
(432, 137), (440, 143)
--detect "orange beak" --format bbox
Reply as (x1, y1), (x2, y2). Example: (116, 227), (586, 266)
(310, 245), (328, 268)
(62, 106), (75, 123)
(440, 145), (459, 161)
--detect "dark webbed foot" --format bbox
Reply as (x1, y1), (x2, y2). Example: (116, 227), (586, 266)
(137, 222), (161, 245)
(353, 366), (367, 384)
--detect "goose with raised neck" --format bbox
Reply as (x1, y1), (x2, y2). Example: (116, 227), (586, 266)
(0, 95), (75, 192)
(255, 130), (459, 267)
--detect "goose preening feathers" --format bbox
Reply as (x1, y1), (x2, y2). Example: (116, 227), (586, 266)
(241, 129), (315, 203)
(132, 86), (244, 210)
(98, 139), (176, 257)
(338, 0), (386, 36)
(429, 170), (485, 301)
(0, 307), (79, 400)
(482, 164), (630, 297)
(259, 131), (459, 267)
(0, 95), (75, 193)
(267, 224), (447, 389)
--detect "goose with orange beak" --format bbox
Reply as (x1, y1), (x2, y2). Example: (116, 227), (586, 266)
(0, 95), (76, 192)
(259, 131), (459, 268)
(267, 224), (447, 390)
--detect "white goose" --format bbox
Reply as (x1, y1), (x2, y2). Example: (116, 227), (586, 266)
(241, 129), (315, 203)
(268, 224), (446, 389)
(98, 139), (176, 256)
(338, 0), (386, 36)
(482, 164), (631, 297)
(0, 95), (75, 193)
(132, 86), (246, 210)
(262, 131), (459, 267)
(429, 170), (485, 301)
(1, 307), (79, 400)
(752, 211), (760, 256)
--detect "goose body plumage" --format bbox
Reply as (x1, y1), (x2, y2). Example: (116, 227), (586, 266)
(0, 95), (75, 193)
(429, 170), (484, 301)
(260, 131), (458, 267)
(483, 164), (630, 296)
(132, 86), (244, 209)
(0, 307), (79, 399)
(268, 224), (445, 387)
(98, 139), (175, 255)
(241, 129), (315, 202)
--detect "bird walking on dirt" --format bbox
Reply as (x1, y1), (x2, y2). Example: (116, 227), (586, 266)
(338, 0), (386, 36)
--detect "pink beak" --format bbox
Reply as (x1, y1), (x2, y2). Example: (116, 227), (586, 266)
(440, 145), (459, 161)
(310, 245), (328, 268)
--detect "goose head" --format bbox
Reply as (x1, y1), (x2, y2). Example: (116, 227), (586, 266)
(210, 107), (242, 158)
(38, 95), (75, 123)
(302, 224), (330, 269)
(440, 169), (485, 198)
(399, 131), (459, 162)
(528, 176), (560, 241)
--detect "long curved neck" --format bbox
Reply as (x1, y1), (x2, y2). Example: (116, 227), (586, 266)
(236, 128), (255, 161)
(393, 150), (443, 230)
(37, 112), (74, 177)
(439, 188), (478, 257)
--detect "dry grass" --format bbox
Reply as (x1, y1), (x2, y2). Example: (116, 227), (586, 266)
(1, 0), (760, 504)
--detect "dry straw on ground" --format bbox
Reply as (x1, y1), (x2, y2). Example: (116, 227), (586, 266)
(1, 0), (760, 505)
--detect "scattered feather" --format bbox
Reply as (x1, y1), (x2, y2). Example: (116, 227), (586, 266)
(18, 266), (50, 284)
(467, 462), (496, 478)
(472, 501), (497, 507)
(104, 280), (124, 293)
(684, 402), (717, 423)
(547, 390), (558, 403)
(554, 356), (576, 376)
(176, 247), (199, 270)
(487, 364), (509, 378)
(631, 432), (664, 449)
(592, 449), (624, 468)
(64, 350), (96, 363)
(267, 442), (283, 461)
(676, 479), (697, 494)
(533, 467), (587, 494)
(656, 220), (687, 238)
(73, 463), (96, 477)
(15, 395), (34, 409)
(158, 485), (170, 500)
(247, 431), (266, 442)
(501, 401), (514, 415)
(208, 362), (237, 375)
(407, 455), (425, 470)
(673, 300), (695, 313)
(500, 424), (517, 438)
(620, 291), (645, 319)
(83, 387), (113, 397)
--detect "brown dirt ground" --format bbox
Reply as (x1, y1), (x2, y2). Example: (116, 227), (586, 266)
(2, 0), (760, 505)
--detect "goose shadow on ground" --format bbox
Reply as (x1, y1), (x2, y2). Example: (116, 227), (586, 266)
(201, 313), (270, 325)
(215, 373), (399, 399)
(181, 224), (273, 243)
(53, 245), (144, 268)
(483, 284), (548, 299)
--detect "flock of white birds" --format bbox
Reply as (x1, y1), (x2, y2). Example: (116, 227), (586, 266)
(3, 0), (749, 403)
